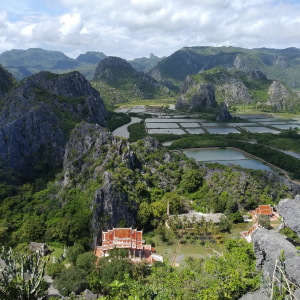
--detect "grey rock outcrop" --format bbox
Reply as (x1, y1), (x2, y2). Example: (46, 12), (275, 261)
(216, 103), (232, 121)
(267, 81), (299, 111)
(239, 289), (269, 300)
(91, 171), (136, 247)
(0, 71), (107, 175)
(277, 195), (300, 238)
(233, 55), (261, 72)
(175, 76), (218, 110)
(252, 228), (300, 286)
(62, 123), (139, 246)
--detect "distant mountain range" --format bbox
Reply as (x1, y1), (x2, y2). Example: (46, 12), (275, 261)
(0, 48), (164, 81)
(148, 46), (300, 92)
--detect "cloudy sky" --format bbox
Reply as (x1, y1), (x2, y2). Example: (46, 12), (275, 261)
(1, 0), (300, 59)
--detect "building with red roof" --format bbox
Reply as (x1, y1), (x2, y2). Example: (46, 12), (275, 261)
(94, 228), (163, 266)
(249, 204), (280, 221)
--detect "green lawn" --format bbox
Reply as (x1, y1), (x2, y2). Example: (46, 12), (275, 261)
(49, 247), (65, 264)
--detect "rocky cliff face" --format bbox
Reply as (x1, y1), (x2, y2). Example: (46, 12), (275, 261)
(277, 194), (300, 238)
(252, 228), (300, 286)
(62, 123), (139, 246)
(0, 65), (17, 99)
(216, 103), (232, 121)
(60, 124), (183, 247)
(175, 75), (218, 109)
(0, 71), (107, 175)
(267, 81), (299, 111)
(175, 67), (299, 111)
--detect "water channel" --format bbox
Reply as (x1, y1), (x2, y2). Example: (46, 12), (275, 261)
(113, 117), (142, 139)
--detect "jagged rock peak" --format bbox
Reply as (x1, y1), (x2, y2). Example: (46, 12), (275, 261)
(252, 228), (300, 286)
(0, 64), (17, 99)
(267, 80), (299, 111)
(175, 78), (218, 110)
(26, 71), (98, 99)
(216, 102), (232, 121)
(276, 194), (300, 238)
(93, 56), (133, 80)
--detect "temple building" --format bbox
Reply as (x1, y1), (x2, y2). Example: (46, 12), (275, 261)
(94, 228), (163, 265)
(249, 204), (280, 221)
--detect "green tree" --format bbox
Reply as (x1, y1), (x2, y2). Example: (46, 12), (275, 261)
(257, 215), (272, 229)
(47, 263), (65, 278)
(218, 216), (233, 233)
(76, 252), (97, 275)
(137, 202), (152, 228)
(53, 266), (88, 296)
(162, 192), (182, 215)
(22, 217), (46, 242)
(181, 169), (205, 193)
(66, 244), (85, 266)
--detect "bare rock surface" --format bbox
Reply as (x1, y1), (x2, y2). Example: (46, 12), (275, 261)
(252, 228), (300, 286)
(239, 289), (269, 300)
(277, 195), (300, 238)
(0, 71), (107, 174)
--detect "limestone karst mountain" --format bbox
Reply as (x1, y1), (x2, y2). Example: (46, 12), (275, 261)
(0, 68), (107, 177)
(175, 67), (299, 112)
(91, 56), (170, 104)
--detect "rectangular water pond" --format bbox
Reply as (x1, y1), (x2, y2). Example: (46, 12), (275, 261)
(206, 128), (240, 134)
(201, 122), (222, 127)
(145, 118), (204, 123)
(179, 123), (201, 128)
(256, 121), (288, 125)
(271, 124), (300, 130)
(248, 118), (280, 121)
(114, 108), (131, 113)
(186, 128), (205, 134)
(182, 149), (273, 171)
(146, 122), (179, 128)
(148, 128), (186, 134)
(286, 121), (300, 125)
(224, 123), (256, 127)
(243, 127), (280, 134)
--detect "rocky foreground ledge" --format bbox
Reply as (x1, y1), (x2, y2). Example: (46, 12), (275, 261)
(240, 195), (300, 299)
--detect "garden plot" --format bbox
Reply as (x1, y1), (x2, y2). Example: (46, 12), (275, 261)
(147, 128), (186, 134)
(146, 122), (179, 128)
(243, 126), (280, 133)
(179, 123), (201, 128)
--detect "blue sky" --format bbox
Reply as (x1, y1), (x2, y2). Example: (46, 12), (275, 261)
(1, 0), (300, 59)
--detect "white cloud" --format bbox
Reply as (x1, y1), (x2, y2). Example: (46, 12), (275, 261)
(59, 12), (82, 36)
(1, 0), (300, 59)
